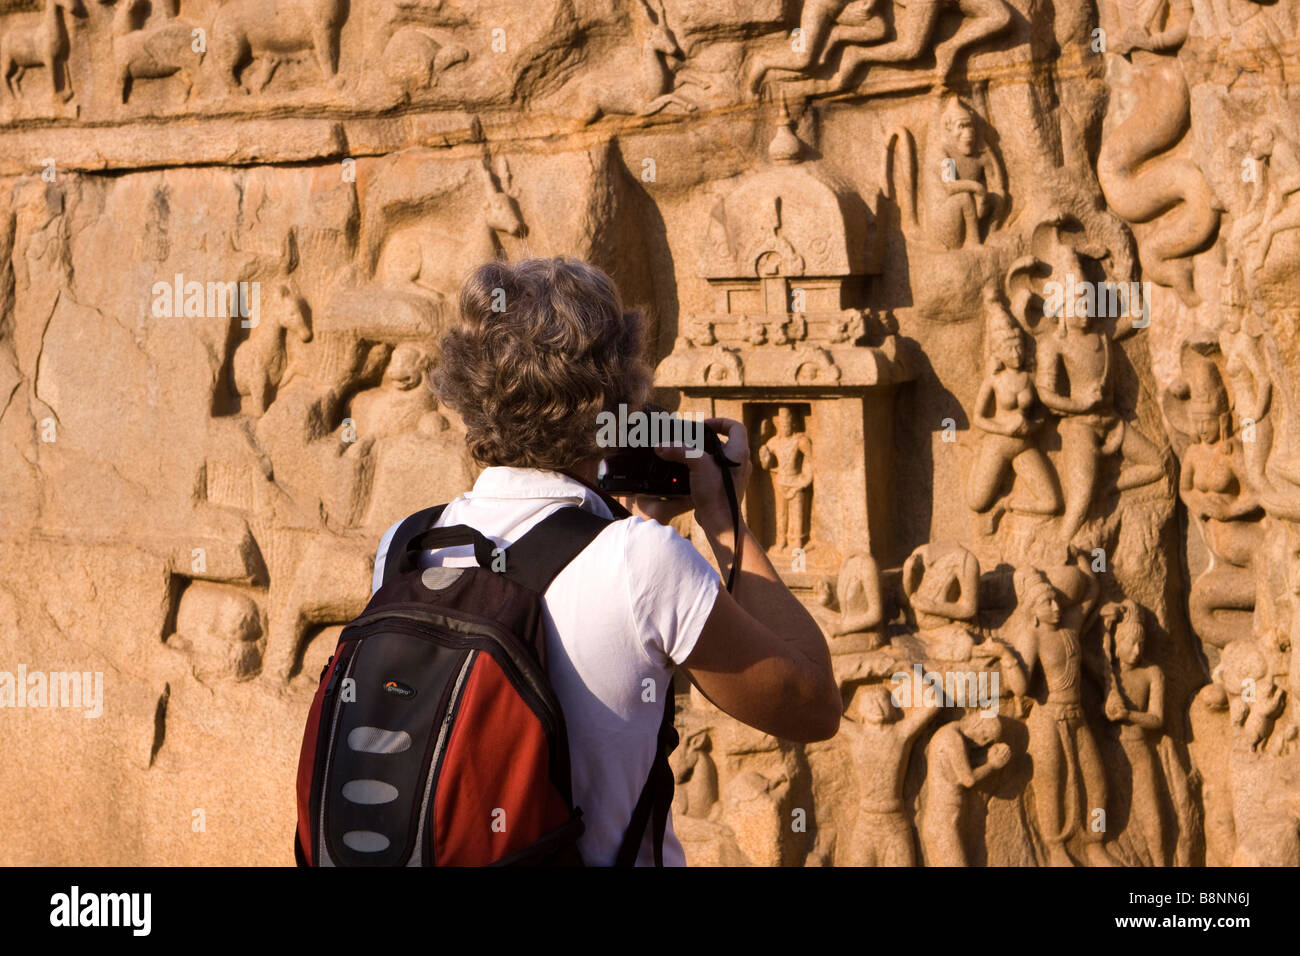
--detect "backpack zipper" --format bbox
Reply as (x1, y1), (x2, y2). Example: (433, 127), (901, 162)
(412, 650), (476, 865)
(316, 644), (360, 866)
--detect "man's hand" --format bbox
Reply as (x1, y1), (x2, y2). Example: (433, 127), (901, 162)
(988, 742), (1012, 769)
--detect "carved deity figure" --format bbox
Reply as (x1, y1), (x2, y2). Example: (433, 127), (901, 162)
(827, 0), (1014, 88)
(838, 682), (939, 866)
(966, 285), (1061, 519)
(920, 712), (1011, 866)
(758, 406), (813, 553)
(1005, 561), (1118, 866)
(1034, 292), (1164, 543)
(902, 542), (980, 661)
(1100, 600), (1169, 866)
(925, 97), (1005, 250)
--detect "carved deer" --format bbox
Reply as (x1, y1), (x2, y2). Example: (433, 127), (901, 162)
(105, 0), (204, 103)
(1, 0), (85, 105)
(364, 153), (525, 297)
(375, 157), (527, 300)
(208, 0), (347, 95)
(576, 0), (695, 122)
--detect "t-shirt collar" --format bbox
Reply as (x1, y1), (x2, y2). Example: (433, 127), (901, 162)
(465, 466), (615, 519)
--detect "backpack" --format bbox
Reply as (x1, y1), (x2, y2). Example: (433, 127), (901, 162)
(293, 502), (680, 867)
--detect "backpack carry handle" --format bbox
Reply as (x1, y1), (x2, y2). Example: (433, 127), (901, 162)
(404, 524), (498, 570)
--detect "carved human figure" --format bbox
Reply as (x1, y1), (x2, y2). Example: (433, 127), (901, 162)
(1108, 0), (1192, 58)
(1005, 561), (1118, 866)
(1170, 353), (1262, 648)
(1, 0), (83, 107)
(1204, 635), (1298, 866)
(838, 682), (939, 866)
(346, 344), (446, 448)
(758, 406), (813, 553)
(902, 542), (980, 661)
(925, 97), (1006, 250)
(828, 0), (1014, 89)
(1034, 292), (1164, 543)
(722, 771), (790, 868)
(1214, 263), (1296, 488)
(1232, 122), (1300, 274)
(1100, 600), (1169, 866)
(920, 712), (1011, 866)
(966, 285), (1061, 519)
(744, 0), (888, 92)
(835, 551), (884, 641)
(1214, 0), (1289, 93)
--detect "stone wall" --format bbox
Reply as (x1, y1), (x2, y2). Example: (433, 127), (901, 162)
(0, 0), (1296, 865)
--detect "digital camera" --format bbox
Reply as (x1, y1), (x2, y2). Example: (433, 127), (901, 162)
(595, 411), (724, 498)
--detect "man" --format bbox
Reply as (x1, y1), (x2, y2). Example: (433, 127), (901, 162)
(372, 257), (841, 866)
(1005, 560), (1118, 866)
(921, 711), (1011, 866)
(837, 682), (938, 866)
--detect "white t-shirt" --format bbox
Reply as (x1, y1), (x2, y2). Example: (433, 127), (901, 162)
(371, 466), (721, 866)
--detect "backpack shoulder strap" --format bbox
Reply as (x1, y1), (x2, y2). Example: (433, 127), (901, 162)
(380, 504), (447, 587)
(615, 689), (678, 867)
(501, 505), (618, 592)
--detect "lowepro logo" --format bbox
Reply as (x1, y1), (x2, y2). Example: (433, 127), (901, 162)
(383, 680), (416, 699)
(49, 886), (151, 936)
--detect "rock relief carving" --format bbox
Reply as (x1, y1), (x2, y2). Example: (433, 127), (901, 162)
(104, 0), (202, 104)
(1004, 561), (1120, 866)
(758, 405), (814, 554)
(1, 0), (84, 113)
(1097, 0), (1221, 305)
(919, 711), (1011, 866)
(838, 681), (938, 866)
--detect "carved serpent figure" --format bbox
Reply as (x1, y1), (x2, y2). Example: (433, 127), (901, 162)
(1097, 33), (1220, 306)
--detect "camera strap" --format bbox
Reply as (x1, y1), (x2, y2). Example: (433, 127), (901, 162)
(713, 445), (742, 594)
